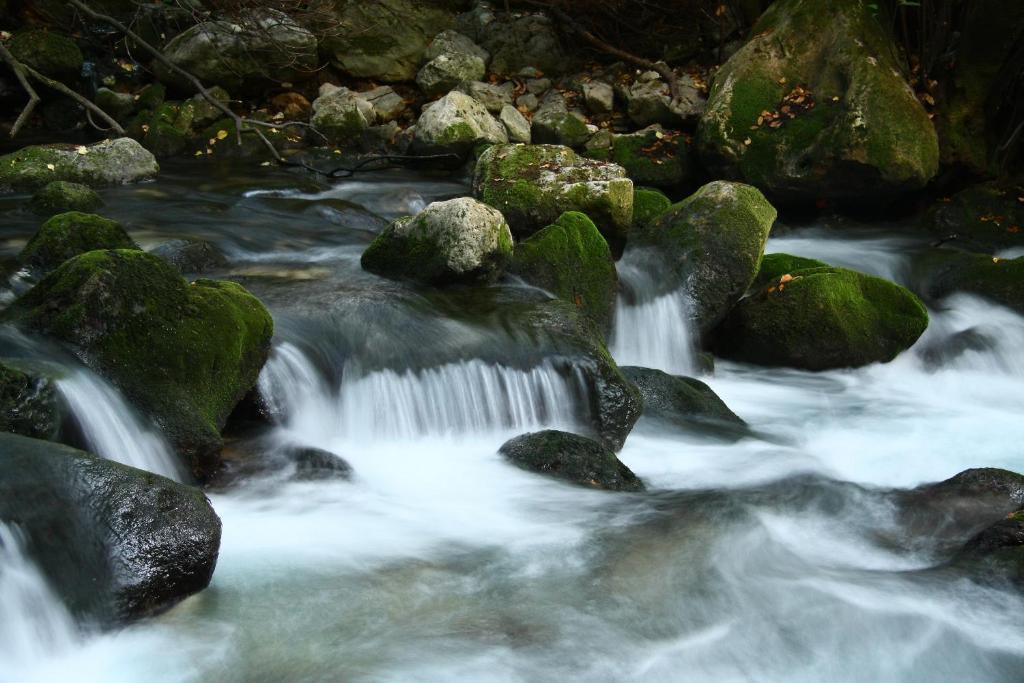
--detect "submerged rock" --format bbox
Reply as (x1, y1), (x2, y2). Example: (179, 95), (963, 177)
(29, 181), (103, 216)
(621, 366), (747, 439)
(509, 212), (617, 337)
(633, 180), (777, 336)
(361, 197), (513, 285)
(411, 91), (507, 157)
(19, 212), (139, 276)
(952, 512), (1024, 586)
(149, 239), (228, 275)
(0, 138), (159, 192)
(288, 446), (353, 481)
(0, 432), (221, 624)
(914, 250), (1024, 315)
(715, 265), (929, 370)
(0, 360), (63, 441)
(698, 0), (939, 205)
(499, 430), (644, 492)
(3, 250), (274, 478)
(473, 144), (633, 245)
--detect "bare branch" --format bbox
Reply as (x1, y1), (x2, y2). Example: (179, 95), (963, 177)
(0, 44), (41, 138)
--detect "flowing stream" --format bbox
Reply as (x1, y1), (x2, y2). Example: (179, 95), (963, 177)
(1, 163), (1022, 682)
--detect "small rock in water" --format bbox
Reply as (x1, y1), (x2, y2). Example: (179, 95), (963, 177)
(498, 429), (644, 492)
(287, 446), (353, 481)
(150, 239), (228, 275)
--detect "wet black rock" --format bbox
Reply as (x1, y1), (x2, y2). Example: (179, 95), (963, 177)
(621, 366), (747, 439)
(288, 445), (353, 481)
(0, 432), (221, 625)
(0, 359), (63, 441)
(952, 512), (1024, 585)
(150, 239), (228, 275)
(499, 429), (644, 492)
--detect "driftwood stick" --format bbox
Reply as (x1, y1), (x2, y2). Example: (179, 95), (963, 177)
(0, 43), (41, 138)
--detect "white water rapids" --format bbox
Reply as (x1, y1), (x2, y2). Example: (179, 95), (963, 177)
(3, 171), (1023, 682)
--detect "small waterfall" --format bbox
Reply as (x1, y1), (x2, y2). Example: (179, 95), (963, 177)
(57, 371), (185, 482)
(0, 523), (79, 670)
(611, 249), (696, 375)
(259, 343), (589, 441)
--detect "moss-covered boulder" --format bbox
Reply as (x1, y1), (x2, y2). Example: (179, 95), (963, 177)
(621, 366), (747, 439)
(94, 87), (137, 123)
(498, 430), (644, 492)
(922, 181), (1024, 253)
(0, 138), (159, 192)
(698, 0), (939, 205)
(0, 432), (221, 624)
(19, 212), (138, 275)
(150, 239), (228, 275)
(509, 212), (617, 337)
(632, 187), (672, 230)
(130, 101), (195, 158)
(29, 181), (103, 216)
(7, 30), (83, 80)
(715, 266), (929, 370)
(157, 9), (317, 92)
(473, 144), (634, 245)
(751, 252), (829, 290)
(587, 126), (689, 189)
(362, 197), (513, 285)
(411, 91), (507, 157)
(0, 360), (62, 441)
(633, 180), (777, 336)
(319, 0), (454, 82)
(914, 250), (1024, 315)
(3, 250), (274, 478)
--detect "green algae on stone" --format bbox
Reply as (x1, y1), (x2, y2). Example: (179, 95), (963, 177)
(8, 30), (84, 79)
(635, 180), (777, 336)
(29, 181), (103, 216)
(698, 0), (938, 205)
(750, 252), (829, 290)
(715, 265), (929, 370)
(19, 212), (138, 275)
(2, 250), (273, 478)
(509, 212), (617, 337)
(632, 187), (672, 230)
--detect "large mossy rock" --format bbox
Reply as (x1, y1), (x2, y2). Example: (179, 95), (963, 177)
(157, 10), (317, 92)
(319, 0), (454, 82)
(621, 366), (747, 439)
(631, 187), (672, 230)
(633, 180), (777, 337)
(29, 181), (103, 216)
(914, 250), (1024, 315)
(361, 197), (513, 285)
(715, 265), (929, 370)
(751, 252), (829, 290)
(473, 144), (634, 245)
(586, 126), (689, 189)
(411, 91), (507, 157)
(509, 212), (617, 338)
(3, 250), (274, 478)
(0, 432), (221, 624)
(7, 30), (83, 80)
(498, 429), (644, 492)
(19, 212), (138, 275)
(922, 180), (1024, 253)
(0, 138), (159, 192)
(0, 360), (62, 441)
(698, 0), (939, 205)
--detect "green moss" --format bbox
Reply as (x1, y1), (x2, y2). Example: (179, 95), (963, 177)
(8, 30), (83, 79)
(607, 130), (688, 188)
(3, 250), (273, 477)
(136, 82), (166, 111)
(751, 252), (830, 289)
(716, 265), (929, 370)
(510, 211), (617, 337)
(918, 251), (1024, 314)
(19, 212), (138, 274)
(532, 112), (591, 148)
(632, 187), (672, 229)
(29, 181), (103, 217)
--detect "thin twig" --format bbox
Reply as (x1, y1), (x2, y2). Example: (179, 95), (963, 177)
(0, 44), (41, 138)
(22, 63), (126, 134)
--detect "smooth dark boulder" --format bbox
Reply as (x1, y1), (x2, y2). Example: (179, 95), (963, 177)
(0, 432), (221, 624)
(715, 266), (928, 370)
(150, 239), (228, 275)
(499, 430), (644, 492)
(3, 250), (274, 478)
(923, 181), (1024, 253)
(622, 366), (747, 439)
(914, 250), (1023, 315)
(509, 212), (618, 338)
(29, 181), (103, 217)
(288, 446), (353, 481)
(18, 212), (138, 276)
(952, 512), (1024, 585)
